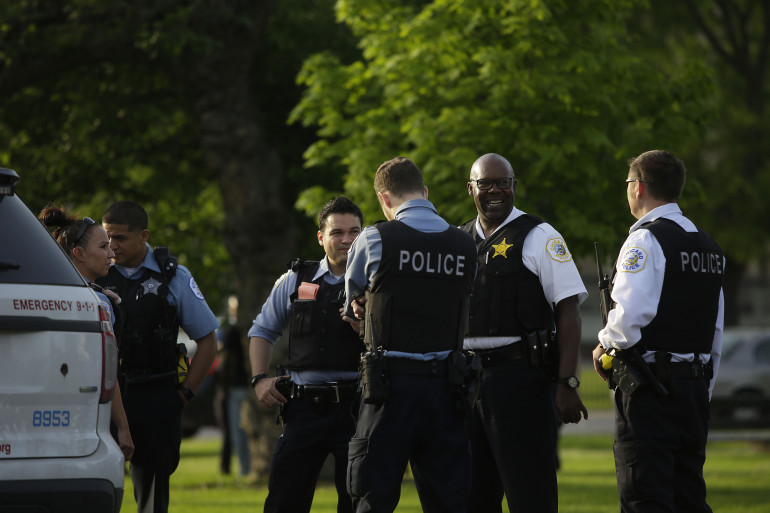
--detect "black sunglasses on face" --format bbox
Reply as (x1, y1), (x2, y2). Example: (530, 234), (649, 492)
(469, 178), (514, 190)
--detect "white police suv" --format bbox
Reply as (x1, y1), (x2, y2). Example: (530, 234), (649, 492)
(0, 168), (124, 512)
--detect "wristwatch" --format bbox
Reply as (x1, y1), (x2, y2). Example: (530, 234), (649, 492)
(250, 373), (269, 388)
(557, 376), (580, 390)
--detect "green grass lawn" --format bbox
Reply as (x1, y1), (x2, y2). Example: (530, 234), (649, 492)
(120, 429), (770, 512)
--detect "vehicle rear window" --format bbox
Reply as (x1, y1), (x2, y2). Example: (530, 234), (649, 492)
(0, 194), (87, 286)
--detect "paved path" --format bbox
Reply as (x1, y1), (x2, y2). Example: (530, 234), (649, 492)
(561, 409), (770, 442)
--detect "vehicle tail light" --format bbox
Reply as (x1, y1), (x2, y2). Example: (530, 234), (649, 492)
(99, 305), (118, 403)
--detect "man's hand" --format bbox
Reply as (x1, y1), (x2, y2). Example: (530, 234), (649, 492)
(341, 307), (361, 334)
(254, 376), (289, 408)
(341, 295), (366, 334)
(352, 295), (366, 320)
(554, 386), (588, 424)
(592, 343), (609, 381)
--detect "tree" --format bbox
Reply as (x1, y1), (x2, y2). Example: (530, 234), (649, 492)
(291, 0), (716, 262)
(0, 0), (359, 476)
(635, 0), (770, 325)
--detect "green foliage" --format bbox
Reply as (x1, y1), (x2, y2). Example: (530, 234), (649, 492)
(637, 0), (770, 265)
(0, 0), (360, 314)
(0, 0), (231, 311)
(292, 0), (715, 255)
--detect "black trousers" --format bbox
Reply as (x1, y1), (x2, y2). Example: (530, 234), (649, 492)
(264, 398), (356, 513)
(466, 359), (558, 513)
(614, 378), (712, 513)
(122, 380), (183, 513)
(347, 374), (471, 513)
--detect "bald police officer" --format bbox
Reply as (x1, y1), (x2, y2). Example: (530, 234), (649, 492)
(345, 157), (477, 513)
(593, 150), (725, 513)
(461, 153), (588, 513)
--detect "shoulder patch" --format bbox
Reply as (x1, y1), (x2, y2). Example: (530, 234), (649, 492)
(546, 238), (572, 262)
(98, 297), (112, 314)
(620, 247), (647, 273)
(189, 277), (205, 299)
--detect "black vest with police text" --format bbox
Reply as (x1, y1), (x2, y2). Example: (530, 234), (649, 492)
(460, 215), (551, 337)
(285, 259), (365, 371)
(637, 218), (724, 354)
(365, 221), (477, 353)
(96, 248), (180, 376)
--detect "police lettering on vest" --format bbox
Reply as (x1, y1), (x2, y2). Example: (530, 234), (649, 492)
(398, 250), (466, 276)
(680, 251), (723, 275)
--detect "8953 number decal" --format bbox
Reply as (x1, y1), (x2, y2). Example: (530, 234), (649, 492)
(32, 410), (71, 427)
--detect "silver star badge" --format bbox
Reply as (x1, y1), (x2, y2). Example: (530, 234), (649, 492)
(141, 277), (163, 295)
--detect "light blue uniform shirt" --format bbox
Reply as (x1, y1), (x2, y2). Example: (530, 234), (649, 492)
(344, 199), (475, 362)
(90, 284), (115, 327)
(113, 244), (219, 342)
(248, 256), (360, 385)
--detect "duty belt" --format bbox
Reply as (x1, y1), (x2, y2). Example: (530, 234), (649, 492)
(469, 342), (525, 368)
(123, 369), (177, 385)
(288, 381), (358, 403)
(665, 361), (713, 380)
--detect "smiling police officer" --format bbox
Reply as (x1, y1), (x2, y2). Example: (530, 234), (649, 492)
(248, 196), (365, 513)
(593, 150), (725, 513)
(461, 153), (588, 513)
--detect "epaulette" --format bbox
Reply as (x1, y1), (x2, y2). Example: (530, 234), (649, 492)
(285, 258), (319, 273)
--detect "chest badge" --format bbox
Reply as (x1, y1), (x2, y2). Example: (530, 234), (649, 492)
(140, 277), (163, 296)
(491, 238), (513, 259)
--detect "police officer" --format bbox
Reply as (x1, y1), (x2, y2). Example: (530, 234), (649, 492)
(248, 196), (364, 513)
(97, 201), (219, 513)
(345, 157), (477, 513)
(593, 150), (724, 513)
(461, 153), (588, 513)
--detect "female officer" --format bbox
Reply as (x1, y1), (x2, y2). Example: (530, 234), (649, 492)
(39, 204), (135, 462)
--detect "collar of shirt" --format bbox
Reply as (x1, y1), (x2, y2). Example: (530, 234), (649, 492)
(314, 256), (344, 284)
(474, 207), (525, 239)
(394, 199), (449, 233)
(629, 203), (683, 233)
(394, 198), (437, 218)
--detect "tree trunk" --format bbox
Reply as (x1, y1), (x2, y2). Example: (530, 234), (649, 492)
(182, 0), (296, 480)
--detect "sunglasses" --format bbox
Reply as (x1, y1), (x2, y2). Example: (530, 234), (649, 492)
(74, 217), (96, 244)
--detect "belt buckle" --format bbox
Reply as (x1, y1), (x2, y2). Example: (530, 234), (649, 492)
(302, 384), (336, 403)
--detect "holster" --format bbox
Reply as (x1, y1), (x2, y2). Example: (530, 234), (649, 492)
(448, 350), (484, 417)
(274, 376), (292, 425)
(610, 354), (648, 396)
(611, 350), (674, 398)
(360, 349), (389, 405)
